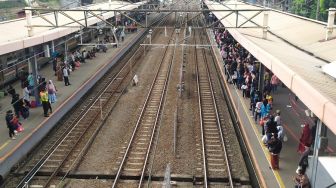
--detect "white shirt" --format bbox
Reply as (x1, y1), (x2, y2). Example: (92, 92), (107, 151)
(63, 68), (69, 77)
(275, 115), (281, 125)
(23, 87), (30, 101)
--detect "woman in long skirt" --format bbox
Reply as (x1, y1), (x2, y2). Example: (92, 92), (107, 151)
(47, 80), (57, 103)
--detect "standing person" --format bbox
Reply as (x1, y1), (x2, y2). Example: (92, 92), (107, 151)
(22, 84), (31, 107)
(52, 58), (57, 76)
(120, 29), (125, 42)
(274, 110), (281, 126)
(271, 74), (279, 93)
(7, 85), (16, 97)
(63, 66), (71, 86)
(47, 80), (57, 103)
(298, 146), (310, 173)
(255, 99), (262, 122)
(298, 123), (312, 154)
(27, 73), (34, 90)
(267, 133), (282, 170)
(265, 115), (278, 141)
(277, 126), (285, 142)
(5, 110), (16, 140)
(11, 94), (23, 118)
(40, 88), (50, 117)
(293, 169), (311, 188)
(260, 99), (271, 118)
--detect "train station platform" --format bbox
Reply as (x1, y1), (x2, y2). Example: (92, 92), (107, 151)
(0, 29), (145, 179)
(207, 28), (336, 187)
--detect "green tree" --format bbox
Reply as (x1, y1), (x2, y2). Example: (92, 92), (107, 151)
(291, 0), (336, 21)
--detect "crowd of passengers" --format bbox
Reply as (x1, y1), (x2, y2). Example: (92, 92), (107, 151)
(213, 21), (314, 188)
(4, 19), (139, 140)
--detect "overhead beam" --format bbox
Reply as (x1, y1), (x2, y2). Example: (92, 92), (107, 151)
(24, 8), (269, 13)
(34, 10), (56, 27)
(180, 12), (203, 26)
(28, 25), (261, 29)
(206, 11), (235, 28)
(238, 10), (263, 28)
(59, 11), (86, 28)
(87, 10), (115, 27)
(116, 10), (145, 28)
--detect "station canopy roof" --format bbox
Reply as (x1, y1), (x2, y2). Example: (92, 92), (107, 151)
(205, 0), (336, 134)
(0, 1), (146, 56)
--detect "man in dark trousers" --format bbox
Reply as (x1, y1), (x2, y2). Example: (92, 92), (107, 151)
(268, 133), (282, 170)
(5, 110), (16, 139)
(265, 115), (278, 141)
(62, 66), (71, 86)
(40, 88), (50, 117)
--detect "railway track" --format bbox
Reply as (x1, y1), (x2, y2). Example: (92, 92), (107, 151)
(15, 36), (144, 188)
(195, 29), (234, 187)
(10, 13), (172, 188)
(111, 25), (178, 188)
(3, 6), (253, 187)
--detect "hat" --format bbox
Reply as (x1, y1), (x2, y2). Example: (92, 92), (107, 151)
(276, 110), (280, 114)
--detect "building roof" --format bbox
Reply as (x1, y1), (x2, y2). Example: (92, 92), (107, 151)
(0, 1), (145, 56)
(205, 0), (336, 134)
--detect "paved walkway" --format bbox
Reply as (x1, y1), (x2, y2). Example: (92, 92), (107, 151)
(223, 70), (336, 187)
(0, 30), (141, 159)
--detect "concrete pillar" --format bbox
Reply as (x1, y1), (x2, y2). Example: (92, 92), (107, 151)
(32, 55), (40, 105)
(262, 11), (269, 39)
(310, 119), (322, 187)
(325, 8), (336, 41)
(114, 11), (117, 26)
(258, 63), (265, 95)
(25, 7), (34, 37)
(51, 40), (55, 53)
(44, 44), (50, 57)
(64, 39), (68, 61)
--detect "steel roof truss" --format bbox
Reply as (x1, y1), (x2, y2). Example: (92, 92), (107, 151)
(34, 10), (56, 27)
(116, 10), (145, 28)
(180, 12), (203, 26)
(87, 10), (114, 27)
(238, 10), (263, 28)
(207, 11), (234, 28)
(58, 11), (86, 28)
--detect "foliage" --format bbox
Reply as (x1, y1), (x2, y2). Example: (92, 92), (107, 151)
(291, 0), (336, 21)
(0, 1), (26, 9)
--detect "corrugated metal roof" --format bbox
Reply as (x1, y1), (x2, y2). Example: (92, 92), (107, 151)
(0, 1), (144, 55)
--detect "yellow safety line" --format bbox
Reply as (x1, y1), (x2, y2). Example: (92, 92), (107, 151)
(233, 88), (286, 188)
(0, 140), (11, 151)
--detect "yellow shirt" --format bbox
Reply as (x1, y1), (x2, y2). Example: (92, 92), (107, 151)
(40, 91), (48, 102)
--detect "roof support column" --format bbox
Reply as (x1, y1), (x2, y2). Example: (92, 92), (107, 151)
(325, 8), (335, 41)
(25, 7), (34, 37)
(310, 119), (322, 187)
(44, 44), (50, 57)
(258, 63), (265, 95)
(262, 11), (269, 39)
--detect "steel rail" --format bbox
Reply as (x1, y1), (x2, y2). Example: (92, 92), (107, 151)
(198, 29), (234, 187)
(15, 12), (169, 188)
(138, 32), (177, 188)
(194, 30), (208, 188)
(15, 32), (147, 188)
(57, 40), (145, 187)
(111, 20), (176, 188)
